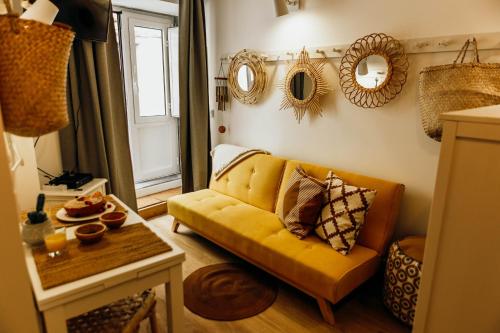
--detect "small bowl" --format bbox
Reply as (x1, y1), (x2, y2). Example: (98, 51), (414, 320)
(75, 223), (106, 244)
(100, 211), (127, 229)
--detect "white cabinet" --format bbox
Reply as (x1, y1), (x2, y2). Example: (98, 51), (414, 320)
(414, 105), (500, 333)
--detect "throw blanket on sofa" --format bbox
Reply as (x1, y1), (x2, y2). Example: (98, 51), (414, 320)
(211, 144), (270, 180)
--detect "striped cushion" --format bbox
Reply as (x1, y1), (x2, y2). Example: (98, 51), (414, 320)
(315, 172), (377, 255)
(280, 166), (326, 239)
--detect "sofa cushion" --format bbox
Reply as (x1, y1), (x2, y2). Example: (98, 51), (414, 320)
(168, 189), (380, 304)
(316, 171), (377, 255)
(209, 154), (286, 212)
(276, 160), (404, 255)
(280, 166), (326, 239)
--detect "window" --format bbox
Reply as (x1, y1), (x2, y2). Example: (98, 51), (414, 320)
(133, 26), (167, 117)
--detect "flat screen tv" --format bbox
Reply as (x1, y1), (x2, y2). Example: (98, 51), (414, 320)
(53, 0), (111, 42)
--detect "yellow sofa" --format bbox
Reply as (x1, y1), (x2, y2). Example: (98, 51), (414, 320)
(168, 155), (404, 324)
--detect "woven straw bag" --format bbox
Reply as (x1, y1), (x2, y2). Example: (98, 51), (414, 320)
(0, 0), (74, 137)
(418, 38), (500, 141)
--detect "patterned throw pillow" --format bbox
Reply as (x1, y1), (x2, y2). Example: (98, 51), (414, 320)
(280, 166), (326, 239)
(315, 171), (377, 255)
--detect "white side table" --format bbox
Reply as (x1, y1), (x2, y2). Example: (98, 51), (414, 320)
(24, 195), (186, 333)
(42, 178), (108, 208)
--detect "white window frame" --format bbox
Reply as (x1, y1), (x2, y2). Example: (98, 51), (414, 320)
(121, 11), (174, 125)
(167, 26), (180, 118)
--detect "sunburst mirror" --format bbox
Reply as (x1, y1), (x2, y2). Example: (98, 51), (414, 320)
(280, 48), (330, 123)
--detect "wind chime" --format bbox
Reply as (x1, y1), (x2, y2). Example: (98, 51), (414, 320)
(215, 60), (228, 133)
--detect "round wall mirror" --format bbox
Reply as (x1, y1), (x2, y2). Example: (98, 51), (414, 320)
(281, 48), (330, 123)
(237, 64), (255, 92)
(228, 50), (267, 104)
(339, 33), (409, 108)
(355, 54), (389, 89)
(289, 71), (314, 100)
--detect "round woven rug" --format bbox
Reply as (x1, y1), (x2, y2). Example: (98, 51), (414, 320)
(183, 263), (278, 321)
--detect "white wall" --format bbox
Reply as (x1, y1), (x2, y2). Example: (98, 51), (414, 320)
(206, 0), (219, 145)
(35, 132), (63, 186)
(9, 135), (41, 211)
(206, 0), (500, 236)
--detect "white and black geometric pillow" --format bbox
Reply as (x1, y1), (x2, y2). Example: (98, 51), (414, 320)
(315, 171), (377, 255)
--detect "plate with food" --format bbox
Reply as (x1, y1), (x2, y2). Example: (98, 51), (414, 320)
(56, 192), (116, 223)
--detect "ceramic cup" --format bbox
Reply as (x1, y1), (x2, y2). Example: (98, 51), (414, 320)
(22, 218), (54, 247)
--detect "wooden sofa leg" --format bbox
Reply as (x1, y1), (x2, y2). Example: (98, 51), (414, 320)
(316, 297), (335, 325)
(171, 219), (181, 233)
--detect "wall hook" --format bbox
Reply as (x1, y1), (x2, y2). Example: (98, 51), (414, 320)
(316, 49), (327, 58)
(332, 48), (342, 53)
(438, 39), (453, 47)
(416, 41), (430, 49)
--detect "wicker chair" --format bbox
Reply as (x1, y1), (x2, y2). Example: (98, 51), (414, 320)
(67, 289), (158, 333)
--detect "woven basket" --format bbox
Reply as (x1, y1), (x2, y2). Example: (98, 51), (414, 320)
(67, 289), (157, 333)
(418, 38), (500, 141)
(0, 0), (74, 137)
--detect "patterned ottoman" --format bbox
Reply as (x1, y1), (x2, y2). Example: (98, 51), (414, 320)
(383, 236), (425, 326)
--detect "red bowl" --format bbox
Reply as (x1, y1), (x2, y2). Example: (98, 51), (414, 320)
(75, 223), (106, 244)
(100, 211), (127, 229)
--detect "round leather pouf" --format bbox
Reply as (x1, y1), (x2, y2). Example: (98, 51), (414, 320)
(183, 263), (278, 321)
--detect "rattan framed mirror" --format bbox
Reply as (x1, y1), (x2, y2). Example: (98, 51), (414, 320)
(339, 33), (409, 108)
(227, 49), (267, 104)
(280, 48), (330, 122)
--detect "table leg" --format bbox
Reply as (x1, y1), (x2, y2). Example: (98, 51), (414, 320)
(44, 306), (68, 333)
(165, 264), (184, 333)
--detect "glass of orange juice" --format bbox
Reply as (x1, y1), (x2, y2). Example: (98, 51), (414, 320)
(44, 227), (67, 258)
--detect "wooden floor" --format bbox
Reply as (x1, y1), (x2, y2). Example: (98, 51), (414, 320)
(137, 188), (182, 220)
(137, 187), (182, 210)
(140, 215), (411, 333)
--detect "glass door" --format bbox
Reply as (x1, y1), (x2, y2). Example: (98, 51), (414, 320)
(119, 12), (180, 185)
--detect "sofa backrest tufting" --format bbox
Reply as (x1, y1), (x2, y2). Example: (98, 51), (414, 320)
(210, 154), (286, 212)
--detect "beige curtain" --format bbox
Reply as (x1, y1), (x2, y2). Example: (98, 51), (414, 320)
(59, 17), (137, 211)
(179, 0), (211, 193)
